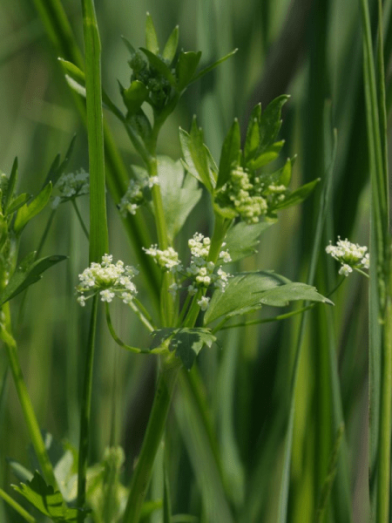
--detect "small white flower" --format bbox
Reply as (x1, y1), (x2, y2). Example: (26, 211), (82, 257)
(148, 176), (159, 188)
(169, 283), (180, 296)
(102, 254), (113, 266)
(197, 296), (210, 311)
(100, 289), (115, 303)
(77, 295), (86, 307)
(339, 264), (353, 277)
(326, 237), (369, 277)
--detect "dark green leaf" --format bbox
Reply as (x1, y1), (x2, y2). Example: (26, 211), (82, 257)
(145, 13), (159, 55)
(6, 193), (31, 216)
(204, 271), (291, 324)
(257, 282), (333, 307)
(163, 461), (172, 523)
(152, 328), (216, 370)
(123, 80), (148, 114)
(128, 111), (152, 144)
(14, 182), (52, 234)
(121, 36), (136, 57)
(274, 178), (320, 210)
(179, 119), (215, 192)
(224, 220), (276, 262)
(190, 49), (238, 84)
(217, 119), (241, 189)
(157, 156), (202, 241)
(163, 26), (179, 63)
(140, 48), (177, 87)
(247, 140), (284, 170)
(244, 104), (261, 162)
(4, 158), (18, 212)
(0, 254), (67, 305)
(12, 471), (84, 522)
(259, 95), (290, 151)
(43, 135), (76, 188)
(176, 51), (202, 91)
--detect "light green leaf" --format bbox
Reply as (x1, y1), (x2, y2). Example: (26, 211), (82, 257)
(145, 13), (160, 55)
(204, 271), (290, 324)
(0, 253), (67, 305)
(176, 51), (202, 91)
(247, 140), (285, 170)
(224, 220), (276, 262)
(179, 118), (215, 192)
(257, 282), (333, 307)
(217, 119), (241, 189)
(7, 459), (34, 483)
(14, 182), (52, 234)
(274, 178), (320, 210)
(163, 25), (179, 63)
(152, 328), (216, 370)
(128, 111), (152, 145)
(244, 104), (261, 162)
(259, 95), (290, 151)
(190, 49), (238, 84)
(6, 193), (31, 216)
(12, 471), (84, 522)
(140, 48), (177, 87)
(157, 156), (202, 241)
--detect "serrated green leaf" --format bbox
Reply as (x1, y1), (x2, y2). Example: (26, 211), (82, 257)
(274, 178), (320, 210)
(176, 51), (202, 91)
(257, 282), (333, 307)
(217, 119), (241, 189)
(259, 95), (290, 151)
(179, 119), (215, 192)
(140, 48), (177, 87)
(247, 140), (285, 170)
(6, 193), (31, 216)
(12, 471), (84, 522)
(190, 48), (238, 84)
(204, 271), (291, 324)
(163, 25), (179, 63)
(0, 254), (67, 305)
(145, 13), (159, 55)
(157, 156), (202, 241)
(152, 328), (216, 370)
(123, 80), (148, 114)
(4, 157), (18, 212)
(224, 220), (275, 262)
(244, 105), (261, 162)
(14, 182), (52, 234)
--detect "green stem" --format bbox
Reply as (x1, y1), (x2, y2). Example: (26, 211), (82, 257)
(0, 488), (37, 523)
(0, 303), (57, 488)
(122, 355), (182, 523)
(77, 294), (98, 522)
(128, 300), (156, 332)
(72, 200), (89, 239)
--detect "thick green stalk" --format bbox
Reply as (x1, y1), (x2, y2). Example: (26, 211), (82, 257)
(0, 303), (57, 488)
(77, 294), (98, 520)
(122, 355), (182, 523)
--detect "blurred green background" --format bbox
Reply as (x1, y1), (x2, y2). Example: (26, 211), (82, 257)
(0, 0), (379, 521)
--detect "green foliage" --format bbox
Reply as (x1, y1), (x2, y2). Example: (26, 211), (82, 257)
(223, 220), (275, 262)
(0, 254), (67, 305)
(217, 119), (241, 189)
(152, 328), (216, 370)
(12, 471), (84, 522)
(14, 182), (52, 235)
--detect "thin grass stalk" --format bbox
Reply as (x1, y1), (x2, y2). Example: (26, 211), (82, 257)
(359, 0), (391, 521)
(76, 0), (109, 518)
(0, 487), (37, 523)
(277, 123), (337, 523)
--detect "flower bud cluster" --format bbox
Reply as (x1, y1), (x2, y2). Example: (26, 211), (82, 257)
(129, 51), (172, 109)
(326, 238), (369, 277)
(52, 169), (89, 209)
(119, 176), (159, 217)
(76, 254), (138, 306)
(144, 233), (232, 310)
(216, 166), (287, 224)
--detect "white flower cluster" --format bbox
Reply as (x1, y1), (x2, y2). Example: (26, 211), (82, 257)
(119, 176), (159, 217)
(52, 169), (89, 209)
(216, 166), (287, 224)
(76, 254), (138, 306)
(144, 233), (232, 311)
(326, 237), (369, 277)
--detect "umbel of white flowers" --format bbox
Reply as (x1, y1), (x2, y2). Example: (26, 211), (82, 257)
(52, 168), (90, 209)
(326, 237), (369, 277)
(118, 176), (159, 217)
(76, 254), (138, 306)
(144, 232), (232, 311)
